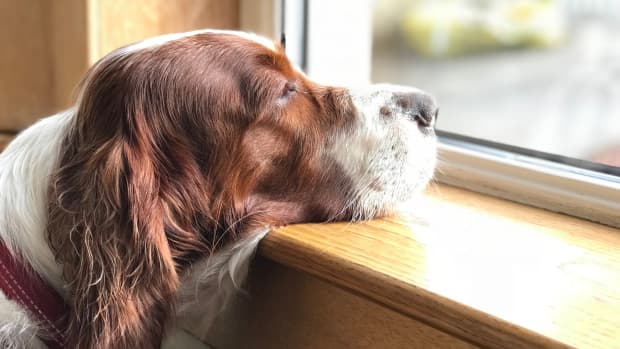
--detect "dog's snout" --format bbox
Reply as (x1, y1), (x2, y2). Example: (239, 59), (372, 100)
(394, 92), (438, 128)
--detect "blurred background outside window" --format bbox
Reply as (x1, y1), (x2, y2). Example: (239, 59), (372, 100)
(372, 0), (620, 169)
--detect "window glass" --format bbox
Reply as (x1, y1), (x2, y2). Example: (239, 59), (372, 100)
(372, 0), (620, 169)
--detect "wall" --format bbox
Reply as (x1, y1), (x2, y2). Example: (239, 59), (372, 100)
(0, 0), (240, 133)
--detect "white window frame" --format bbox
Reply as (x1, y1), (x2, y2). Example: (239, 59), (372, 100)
(439, 135), (620, 227)
(244, 0), (620, 228)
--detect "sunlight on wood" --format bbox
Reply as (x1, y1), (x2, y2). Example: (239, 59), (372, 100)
(262, 184), (620, 349)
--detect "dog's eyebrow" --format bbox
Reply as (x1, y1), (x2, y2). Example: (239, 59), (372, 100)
(280, 32), (286, 50)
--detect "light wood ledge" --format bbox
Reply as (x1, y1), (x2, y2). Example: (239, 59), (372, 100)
(259, 184), (620, 349)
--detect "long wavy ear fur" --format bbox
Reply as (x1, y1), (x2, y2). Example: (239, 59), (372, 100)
(49, 140), (178, 348)
(47, 52), (212, 348)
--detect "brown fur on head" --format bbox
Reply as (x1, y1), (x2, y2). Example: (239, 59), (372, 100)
(46, 32), (356, 348)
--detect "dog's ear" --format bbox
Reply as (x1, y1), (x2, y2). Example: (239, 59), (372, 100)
(49, 136), (177, 348)
(47, 58), (211, 348)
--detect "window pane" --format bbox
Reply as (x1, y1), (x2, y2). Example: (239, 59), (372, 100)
(372, 0), (620, 169)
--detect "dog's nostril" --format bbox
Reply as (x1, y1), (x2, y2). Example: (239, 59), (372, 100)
(416, 106), (438, 127)
(380, 106), (392, 117)
(394, 92), (438, 128)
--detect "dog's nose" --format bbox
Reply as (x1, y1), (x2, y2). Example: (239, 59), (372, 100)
(394, 92), (438, 128)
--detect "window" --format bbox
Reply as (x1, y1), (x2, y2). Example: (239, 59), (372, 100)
(282, 0), (620, 227)
(372, 0), (620, 169)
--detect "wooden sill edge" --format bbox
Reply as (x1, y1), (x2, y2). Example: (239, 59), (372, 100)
(259, 230), (571, 349)
(257, 184), (620, 349)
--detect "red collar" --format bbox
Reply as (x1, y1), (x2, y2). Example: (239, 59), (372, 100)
(0, 240), (67, 349)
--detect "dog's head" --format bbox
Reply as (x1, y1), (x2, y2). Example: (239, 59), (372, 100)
(47, 30), (437, 348)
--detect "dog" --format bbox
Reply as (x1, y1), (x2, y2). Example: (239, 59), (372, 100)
(0, 30), (437, 348)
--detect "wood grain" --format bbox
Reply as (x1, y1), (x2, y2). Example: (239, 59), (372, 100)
(0, 0), (54, 130)
(50, 0), (90, 110)
(260, 184), (620, 349)
(1, 0), (240, 131)
(90, 0), (240, 61)
(239, 0), (278, 37)
(0, 134), (14, 152)
(188, 257), (478, 349)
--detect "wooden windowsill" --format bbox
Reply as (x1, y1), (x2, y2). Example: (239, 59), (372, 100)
(259, 184), (620, 349)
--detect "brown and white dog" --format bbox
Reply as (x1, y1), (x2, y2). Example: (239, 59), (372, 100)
(0, 30), (437, 348)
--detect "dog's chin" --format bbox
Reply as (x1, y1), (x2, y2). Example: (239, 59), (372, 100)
(349, 179), (434, 221)
(343, 138), (437, 221)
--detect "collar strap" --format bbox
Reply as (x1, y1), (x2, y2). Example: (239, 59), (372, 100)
(0, 240), (67, 349)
